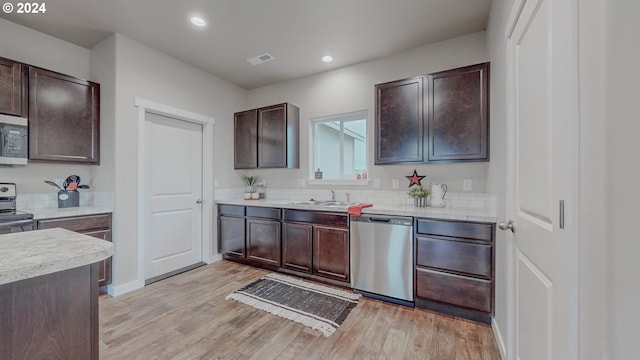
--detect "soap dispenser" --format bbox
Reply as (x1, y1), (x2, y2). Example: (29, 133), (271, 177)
(314, 168), (323, 179)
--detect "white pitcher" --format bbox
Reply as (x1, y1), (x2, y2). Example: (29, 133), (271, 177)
(429, 183), (447, 207)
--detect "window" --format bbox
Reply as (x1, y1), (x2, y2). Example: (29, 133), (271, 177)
(310, 110), (367, 180)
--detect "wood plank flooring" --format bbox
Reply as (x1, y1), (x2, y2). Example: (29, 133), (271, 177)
(99, 261), (501, 360)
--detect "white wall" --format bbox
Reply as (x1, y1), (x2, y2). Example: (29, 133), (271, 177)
(245, 32), (489, 193)
(605, 1), (640, 358)
(107, 34), (247, 289)
(0, 18), (97, 194)
(89, 35), (116, 192)
(485, 0), (512, 357)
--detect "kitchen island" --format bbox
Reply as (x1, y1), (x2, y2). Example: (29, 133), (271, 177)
(0, 228), (113, 360)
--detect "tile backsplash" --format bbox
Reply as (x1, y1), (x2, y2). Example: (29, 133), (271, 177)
(16, 191), (114, 210)
(215, 188), (495, 214)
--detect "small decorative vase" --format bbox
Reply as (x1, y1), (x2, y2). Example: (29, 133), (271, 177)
(414, 197), (428, 207)
(244, 192), (252, 200)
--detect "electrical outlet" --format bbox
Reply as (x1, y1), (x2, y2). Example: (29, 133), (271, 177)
(297, 178), (305, 188)
(392, 179), (399, 189)
(463, 179), (472, 191)
(213, 179), (220, 188)
(373, 178), (381, 189)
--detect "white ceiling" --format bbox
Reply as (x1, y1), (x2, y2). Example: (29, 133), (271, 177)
(0, 0), (492, 89)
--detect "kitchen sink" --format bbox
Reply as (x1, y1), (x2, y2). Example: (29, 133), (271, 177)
(288, 200), (326, 206)
(287, 200), (354, 207)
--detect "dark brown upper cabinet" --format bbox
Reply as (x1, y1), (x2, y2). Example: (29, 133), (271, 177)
(374, 62), (489, 165)
(28, 66), (100, 164)
(375, 76), (424, 164)
(0, 57), (27, 117)
(234, 109), (258, 168)
(427, 63), (489, 162)
(234, 102), (299, 169)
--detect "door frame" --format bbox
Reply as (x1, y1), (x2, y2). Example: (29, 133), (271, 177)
(135, 98), (215, 285)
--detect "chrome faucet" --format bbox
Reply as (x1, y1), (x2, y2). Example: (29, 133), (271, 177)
(330, 189), (335, 201)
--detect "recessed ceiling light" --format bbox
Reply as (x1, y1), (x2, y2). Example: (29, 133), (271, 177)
(322, 55), (333, 63)
(190, 16), (207, 27)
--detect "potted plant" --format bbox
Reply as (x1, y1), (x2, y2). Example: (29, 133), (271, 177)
(408, 185), (430, 207)
(242, 175), (259, 199)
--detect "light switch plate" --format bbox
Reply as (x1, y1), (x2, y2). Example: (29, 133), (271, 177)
(392, 179), (399, 189)
(374, 178), (381, 189)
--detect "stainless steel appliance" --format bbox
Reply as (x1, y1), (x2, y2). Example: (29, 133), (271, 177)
(350, 214), (414, 306)
(0, 115), (28, 166)
(0, 183), (33, 234)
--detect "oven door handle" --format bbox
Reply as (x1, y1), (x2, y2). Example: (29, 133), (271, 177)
(0, 219), (34, 227)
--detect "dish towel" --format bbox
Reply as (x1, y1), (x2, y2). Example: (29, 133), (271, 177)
(347, 203), (373, 217)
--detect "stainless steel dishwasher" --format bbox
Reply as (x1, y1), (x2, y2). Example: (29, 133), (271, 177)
(350, 214), (414, 306)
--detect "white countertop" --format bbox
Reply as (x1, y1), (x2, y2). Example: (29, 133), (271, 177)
(216, 199), (496, 223)
(24, 206), (113, 220)
(0, 228), (114, 286)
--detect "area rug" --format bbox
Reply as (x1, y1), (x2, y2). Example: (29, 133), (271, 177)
(225, 273), (361, 336)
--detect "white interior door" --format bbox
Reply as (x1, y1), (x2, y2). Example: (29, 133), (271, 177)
(505, 0), (579, 359)
(144, 112), (203, 280)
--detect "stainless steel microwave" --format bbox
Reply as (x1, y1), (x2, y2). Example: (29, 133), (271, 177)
(0, 115), (28, 166)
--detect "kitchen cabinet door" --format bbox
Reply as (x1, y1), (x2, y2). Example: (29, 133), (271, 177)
(375, 76), (424, 164)
(234, 109), (258, 169)
(257, 103), (299, 168)
(246, 218), (280, 266)
(427, 63), (489, 162)
(313, 225), (349, 283)
(28, 66), (100, 163)
(0, 57), (27, 117)
(219, 216), (245, 259)
(37, 213), (112, 287)
(234, 103), (299, 169)
(84, 229), (112, 287)
(282, 222), (313, 273)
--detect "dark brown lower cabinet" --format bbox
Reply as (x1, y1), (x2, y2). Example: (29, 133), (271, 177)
(246, 218), (280, 266)
(313, 226), (349, 282)
(218, 205), (281, 270)
(281, 222), (313, 273)
(36, 213), (112, 287)
(219, 216), (246, 259)
(0, 264), (99, 360)
(282, 210), (350, 284)
(414, 218), (495, 324)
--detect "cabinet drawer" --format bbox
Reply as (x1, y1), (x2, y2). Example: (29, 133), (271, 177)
(246, 206), (281, 220)
(218, 204), (245, 217)
(416, 219), (493, 242)
(416, 237), (492, 278)
(283, 210), (348, 228)
(416, 267), (491, 313)
(37, 214), (111, 232)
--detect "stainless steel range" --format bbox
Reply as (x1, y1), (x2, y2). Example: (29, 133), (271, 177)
(0, 183), (33, 234)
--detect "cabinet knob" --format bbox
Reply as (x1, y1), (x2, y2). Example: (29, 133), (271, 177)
(196, 199), (203, 204)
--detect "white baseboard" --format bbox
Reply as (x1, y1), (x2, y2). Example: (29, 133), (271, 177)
(492, 317), (508, 360)
(106, 279), (144, 297)
(207, 254), (222, 264)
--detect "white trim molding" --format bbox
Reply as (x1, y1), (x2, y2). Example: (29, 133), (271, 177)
(134, 98), (215, 291)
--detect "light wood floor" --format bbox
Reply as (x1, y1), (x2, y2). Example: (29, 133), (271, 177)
(99, 261), (501, 360)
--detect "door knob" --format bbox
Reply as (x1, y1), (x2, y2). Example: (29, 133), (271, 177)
(498, 220), (515, 233)
(196, 199), (203, 204)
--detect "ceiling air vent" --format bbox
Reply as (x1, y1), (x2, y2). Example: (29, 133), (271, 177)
(247, 53), (275, 65)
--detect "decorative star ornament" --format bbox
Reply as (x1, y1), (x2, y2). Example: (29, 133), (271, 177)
(405, 169), (426, 187)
